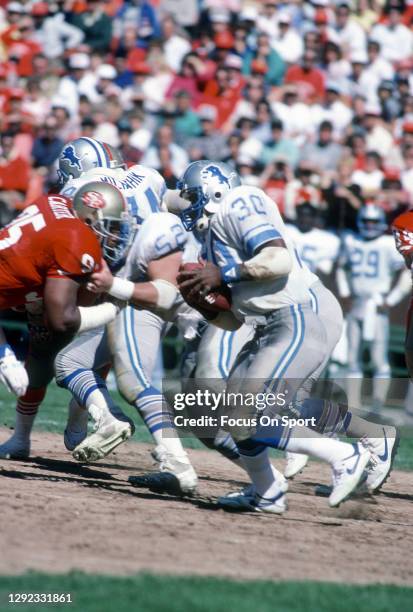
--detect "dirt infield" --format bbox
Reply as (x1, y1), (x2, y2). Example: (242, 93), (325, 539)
(0, 428), (412, 586)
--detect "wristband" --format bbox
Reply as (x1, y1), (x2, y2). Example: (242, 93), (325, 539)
(221, 264), (242, 284)
(109, 277), (135, 301)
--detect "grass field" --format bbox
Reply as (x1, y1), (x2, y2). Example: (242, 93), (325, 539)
(1, 382), (412, 611)
(0, 573), (413, 612)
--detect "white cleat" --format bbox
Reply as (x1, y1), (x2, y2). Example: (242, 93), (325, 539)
(154, 444), (198, 494)
(72, 417), (133, 463)
(0, 435), (30, 459)
(218, 487), (287, 514)
(284, 452), (309, 479)
(329, 443), (371, 507)
(361, 426), (400, 493)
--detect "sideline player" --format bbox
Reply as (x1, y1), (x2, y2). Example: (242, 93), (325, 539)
(0, 182), (135, 458)
(177, 160), (372, 512)
(337, 205), (410, 411)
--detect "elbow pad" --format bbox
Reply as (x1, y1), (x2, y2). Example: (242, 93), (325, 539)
(150, 279), (178, 310)
(244, 246), (292, 280)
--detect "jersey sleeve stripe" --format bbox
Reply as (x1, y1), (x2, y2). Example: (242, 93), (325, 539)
(245, 229), (281, 257)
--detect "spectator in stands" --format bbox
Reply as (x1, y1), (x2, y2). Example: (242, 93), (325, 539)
(300, 120), (343, 173)
(323, 157), (363, 231)
(284, 49), (325, 102)
(69, 0), (112, 52)
(0, 132), (31, 212)
(370, 3), (413, 62)
(117, 118), (142, 166)
(260, 118), (300, 168)
(31, 2), (84, 59)
(186, 105), (227, 160)
(142, 124), (188, 178)
(31, 116), (64, 175)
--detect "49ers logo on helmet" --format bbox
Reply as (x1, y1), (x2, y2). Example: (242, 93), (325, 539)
(81, 191), (105, 209)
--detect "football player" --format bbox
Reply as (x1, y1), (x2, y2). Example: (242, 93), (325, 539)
(55, 206), (200, 493)
(177, 160), (373, 513)
(0, 182), (135, 458)
(285, 202), (340, 280)
(337, 205), (410, 412)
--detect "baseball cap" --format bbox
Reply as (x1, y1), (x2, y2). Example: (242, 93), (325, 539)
(31, 2), (49, 16)
(97, 64), (117, 80)
(130, 60), (151, 75)
(239, 6), (258, 22)
(214, 31), (235, 50)
(251, 59), (268, 74)
(209, 7), (230, 23)
(365, 102), (381, 116)
(198, 105), (217, 122)
(7, 2), (26, 13)
(350, 50), (368, 64)
(403, 121), (413, 133)
(69, 53), (90, 70)
(224, 54), (243, 70)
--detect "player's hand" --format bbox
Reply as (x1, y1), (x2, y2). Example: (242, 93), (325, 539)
(88, 260), (114, 294)
(178, 262), (222, 299)
(0, 344), (29, 397)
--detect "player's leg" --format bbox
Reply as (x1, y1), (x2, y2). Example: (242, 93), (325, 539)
(346, 311), (363, 410)
(405, 297), (413, 378)
(192, 323), (254, 468)
(0, 327), (68, 459)
(55, 327), (133, 462)
(220, 305), (371, 512)
(108, 306), (197, 494)
(371, 312), (391, 410)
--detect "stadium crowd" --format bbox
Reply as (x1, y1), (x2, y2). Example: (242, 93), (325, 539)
(0, 0), (412, 230)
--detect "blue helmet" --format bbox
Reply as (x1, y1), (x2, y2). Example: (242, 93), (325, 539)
(58, 138), (125, 186)
(357, 205), (387, 240)
(176, 160), (241, 231)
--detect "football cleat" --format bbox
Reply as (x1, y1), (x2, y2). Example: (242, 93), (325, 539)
(329, 443), (371, 507)
(284, 452), (309, 479)
(361, 426), (399, 493)
(0, 435), (30, 459)
(129, 446), (198, 496)
(72, 404), (134, 463)
(218, 488), (287, 514)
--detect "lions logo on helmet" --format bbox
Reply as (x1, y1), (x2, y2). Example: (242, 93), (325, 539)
(177, 160), (241, 231)
(357, 205), (387, 240)
(58, 138), (126, 186)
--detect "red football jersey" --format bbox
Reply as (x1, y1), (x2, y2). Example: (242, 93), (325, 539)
(392, 211), (413, 267)
(0, 194), (102, 309)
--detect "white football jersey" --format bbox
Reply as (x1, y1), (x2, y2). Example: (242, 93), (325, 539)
(61, 164), (167, 225)
(286, 225), (340, 275)
(120, 212), (202, 331)
(340, 232), (405, 298)
(206, 185), (312, 317)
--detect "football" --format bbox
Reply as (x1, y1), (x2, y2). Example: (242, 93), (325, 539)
(179, 262), (232, 313)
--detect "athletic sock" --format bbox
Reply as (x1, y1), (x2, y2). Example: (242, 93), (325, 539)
(136, 387), (189, 462)
(238, 446), (282, 498)
(14, 387), (46, 443)
(284, 426), (357, 465)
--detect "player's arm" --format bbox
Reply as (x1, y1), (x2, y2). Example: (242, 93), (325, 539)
(43, 276), (120, 335)
(88, 252), (182, 311)
(178, 238), (291, 298)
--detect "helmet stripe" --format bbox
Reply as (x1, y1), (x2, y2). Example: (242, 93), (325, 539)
(78, 137), (103, 166)
(102, 142), (113, 164)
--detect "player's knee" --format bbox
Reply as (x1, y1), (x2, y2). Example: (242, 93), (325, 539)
(116, 372), (144, 405)
(54, 351), (78, 386)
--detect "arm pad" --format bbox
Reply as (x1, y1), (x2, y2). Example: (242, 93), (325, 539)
(244, 246), (292, 280)
(78, 302), (118, 333)
(149, 279), (178, 310)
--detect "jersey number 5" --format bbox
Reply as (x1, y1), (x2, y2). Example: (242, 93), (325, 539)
(0, 205), (46, 251)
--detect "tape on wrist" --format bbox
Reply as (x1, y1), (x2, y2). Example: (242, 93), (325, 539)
(221, 264), (242, 284)
(109, 277), (135, 301)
